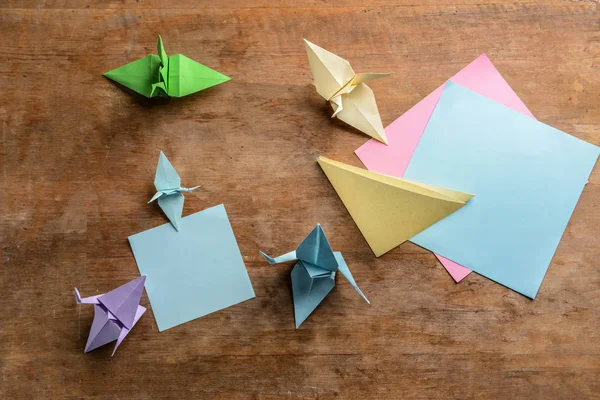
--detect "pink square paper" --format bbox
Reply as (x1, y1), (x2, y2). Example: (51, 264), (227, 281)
(355, 54), (535, 282)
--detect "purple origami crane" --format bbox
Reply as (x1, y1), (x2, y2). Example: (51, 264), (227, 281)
(74, 276), (147, 356)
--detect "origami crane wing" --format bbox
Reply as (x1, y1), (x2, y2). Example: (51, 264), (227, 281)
(290, 253), (369, 328)
(291, 262), (335, 328)
(304, 39), (355, 101)
(166, 54), (231, 98)
(154, 151), (181, 190)
(112, 304), (146, 356)
(83, 304), (147, 355)
(292, 252), (368, 328)
(84, 305), (122, 353)
(260, 248), (333, 327)
(333, 83), (388, 145)
(104, 54), (161, 98)
(334, 252), (369, 304)
(158, 192), (185, 231)
(296, 224), (338, 271)
(97, 275), (146, 330)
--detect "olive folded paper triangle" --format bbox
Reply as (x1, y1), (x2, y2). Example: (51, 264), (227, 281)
(316, 156), (474, 257)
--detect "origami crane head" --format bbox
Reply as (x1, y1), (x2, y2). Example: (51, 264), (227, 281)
(74, 276), (147, 356)
(148, 151), (199, 231)
(104, 35), (230, 98)
(260, 224), (369, 328)
(303, 39), (392, 144)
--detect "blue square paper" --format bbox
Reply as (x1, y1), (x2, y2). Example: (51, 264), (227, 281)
(129, 204), (255, 331)
(404, 81), (599, 298)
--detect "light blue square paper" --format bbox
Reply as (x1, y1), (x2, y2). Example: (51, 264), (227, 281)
(404, 81), (599, 298)
(129, 204), (255, 331)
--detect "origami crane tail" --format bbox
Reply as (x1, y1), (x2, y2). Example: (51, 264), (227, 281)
(165, 54), (231, 97)
(354, 72), (392, 86)
(259, 250), (298, 265)
(335, 253), (370, 304)
(330, 95), (344, 118)
(148, 191), (163, 204)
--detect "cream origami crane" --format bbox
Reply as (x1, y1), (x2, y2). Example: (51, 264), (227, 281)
(304, 39), (391, 144)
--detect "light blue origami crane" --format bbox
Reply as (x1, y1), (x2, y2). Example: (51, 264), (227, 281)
(148, 151), (199, 231)
(260, 224), (369, 328)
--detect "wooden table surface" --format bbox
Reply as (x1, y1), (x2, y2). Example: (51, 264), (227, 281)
(2, 1), (599, 399)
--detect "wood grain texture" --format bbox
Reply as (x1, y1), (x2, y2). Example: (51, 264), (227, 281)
(1, 1), (599, 399)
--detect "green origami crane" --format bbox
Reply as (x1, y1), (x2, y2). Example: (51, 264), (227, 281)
(104, 35), (230, 98)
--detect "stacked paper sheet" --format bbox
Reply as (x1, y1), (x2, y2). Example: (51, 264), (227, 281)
(129, 204), (256, 331)
(356, 55), (599, 298)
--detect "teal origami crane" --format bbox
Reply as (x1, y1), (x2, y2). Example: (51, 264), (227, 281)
(260, 224), (369, 328)
(149, 151), (199, 231)
(104, 35), (230, 98)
